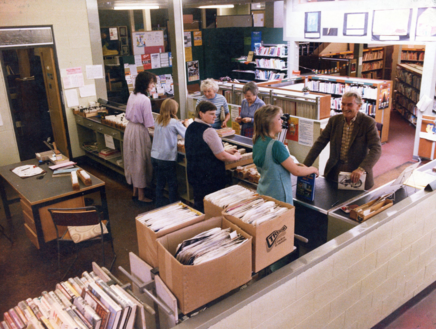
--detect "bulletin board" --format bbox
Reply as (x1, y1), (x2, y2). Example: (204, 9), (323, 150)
(132, 31), (165, 55)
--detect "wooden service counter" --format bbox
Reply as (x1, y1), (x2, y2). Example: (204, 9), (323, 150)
(174, 160), (436, 329)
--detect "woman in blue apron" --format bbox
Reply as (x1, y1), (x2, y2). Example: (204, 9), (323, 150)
(253, 105), (319, 205)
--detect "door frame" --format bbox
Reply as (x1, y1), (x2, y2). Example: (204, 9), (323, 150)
(0, 25), (72, 160)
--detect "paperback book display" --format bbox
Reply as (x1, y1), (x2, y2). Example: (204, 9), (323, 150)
(296, 174), (316, 202)
(1, 268), (147, 329)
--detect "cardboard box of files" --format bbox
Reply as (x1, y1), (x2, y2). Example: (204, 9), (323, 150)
(223, 195), (295, 272)
(156, 216), (252, 314)
(136, 202), (205, 268)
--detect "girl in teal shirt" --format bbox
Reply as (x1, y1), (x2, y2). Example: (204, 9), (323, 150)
(253, 105), (319, 205)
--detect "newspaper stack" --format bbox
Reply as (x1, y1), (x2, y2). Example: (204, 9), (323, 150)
(205, 185), (257, 209)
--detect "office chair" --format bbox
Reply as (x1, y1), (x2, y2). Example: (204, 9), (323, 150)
(48, 206), (116, 280)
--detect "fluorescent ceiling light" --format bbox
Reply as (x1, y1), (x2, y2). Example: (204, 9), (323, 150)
(198, 5), (234, 9)
(114, 5), (159, 10)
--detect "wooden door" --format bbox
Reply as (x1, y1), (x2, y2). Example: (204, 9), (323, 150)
(38, 48), (69, 158)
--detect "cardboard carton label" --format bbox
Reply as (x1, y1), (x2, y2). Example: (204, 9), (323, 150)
(266, 225), (288, 249)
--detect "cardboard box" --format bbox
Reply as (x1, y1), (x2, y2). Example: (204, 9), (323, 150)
(223, 195), (295, 272)
(183, 14), (193, 23)
(136, 202), (205, 268)
(203, 198), (225, 220)
(157, 217), (252, 314)
(184, 21), (200, 31)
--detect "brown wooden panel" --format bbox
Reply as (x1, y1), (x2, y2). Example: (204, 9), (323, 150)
(23, 210), (36, 233)
(418, 138), (433, 159)
(24, 223), (40, 249)
(39, 196), (85, 242)
(38, 47), (69, 158)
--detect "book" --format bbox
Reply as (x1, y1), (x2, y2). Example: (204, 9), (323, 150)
(81, 289), (110, 329)
(73, 297), (102, 329)
(86, 282), (122, 329)
(296, 174), (316, 202)
(338, 171), (366, 191)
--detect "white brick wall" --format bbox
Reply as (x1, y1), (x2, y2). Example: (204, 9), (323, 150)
(210, 192), (436, 329)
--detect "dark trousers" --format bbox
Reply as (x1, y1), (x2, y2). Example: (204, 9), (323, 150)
(151, 158), (179, 208)
(192, 181), (226, 213)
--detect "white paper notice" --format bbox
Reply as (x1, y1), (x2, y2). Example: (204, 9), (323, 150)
(79, 84), (96, 97)
(298, 119), (314, 146)
(160, 53), (169, 67)
(134, 55), (142, 66)
(151, 53), (160, 69)
(65, 89), (79, 107)
(62, 68), (84, 89)
(104, 134), (115, 149)
(86, 65), (104, 79)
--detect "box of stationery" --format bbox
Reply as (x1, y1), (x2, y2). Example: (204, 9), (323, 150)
(203, 184), (257, 220)
(136, 202), (205, 268)
(223, 195), (295, 272)
(156, 216), (252, 314)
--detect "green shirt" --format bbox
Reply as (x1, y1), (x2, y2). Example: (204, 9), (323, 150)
(253, 136), (289, 167)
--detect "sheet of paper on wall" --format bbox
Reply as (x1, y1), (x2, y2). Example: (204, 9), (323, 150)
(86, 65), (104, 79)
(298, 118), (314, 146)
(65, 89), (79, 107)
(134, 55), (142, 66)
(160, 52), (169, 67)
(151, 53), (161, 69)
(62, 73), (84, 89)
(0, 113), (3, 126)
(79, 84), (96, 98)
(104, 134), (115, 149)
(185, 47), (193, 62)
(130, 65), (138, 76)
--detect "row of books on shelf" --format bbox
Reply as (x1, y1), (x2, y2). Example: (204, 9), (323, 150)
(1, 268), (145, 329)
(401, 51), (424, 61)
(396, 107), (417, 125)
(363, 51), (383, 61)
(362, 60), (383, 71)
(254, 45), (287, 57)
(274, 99), (318, 120)
(254, 58), (286, 70)
(308, 81), (378, 100)
(255, 70), (285, 80)
(362, 72), (381, 79)
(396, 83), (420, 103)
(330, 97), (376, 116)
(395, 93), (417, 116)
(397, 69), (421, 89)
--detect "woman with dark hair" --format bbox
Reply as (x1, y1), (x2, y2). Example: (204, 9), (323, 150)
(235, 81), (265, 137)
(253, 105), (319, 204)
(123, 71), (157, 203)
(185, 100), (242, 212)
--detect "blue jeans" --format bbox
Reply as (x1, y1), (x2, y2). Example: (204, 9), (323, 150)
(151, 158), (179, 208)
(211, 121), (222, 129)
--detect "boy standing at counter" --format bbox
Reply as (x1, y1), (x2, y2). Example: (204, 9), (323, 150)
(303, 91), (381, 190)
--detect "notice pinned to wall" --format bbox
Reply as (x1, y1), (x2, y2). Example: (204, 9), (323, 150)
(298, 118), (314, 146)
(65, 89), (79, 107)
(62, 67), (84, 89)
(86, 65), (104, 79)
(185, 47), (193, 62)
(193, 31), (202, 46)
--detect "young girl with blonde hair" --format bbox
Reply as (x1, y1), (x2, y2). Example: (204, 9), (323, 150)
(151, 98), (187, 207)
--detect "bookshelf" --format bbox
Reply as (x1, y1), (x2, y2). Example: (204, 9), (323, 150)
(321, 48), (385, 79)
(400, 48), (425, 64)
(253, 43), (288, 81)
(394, 63), (422, 127)
(305, 75), (391, 143)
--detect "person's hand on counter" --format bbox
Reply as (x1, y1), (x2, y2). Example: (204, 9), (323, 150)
(350, 168), (365, 183)
(221, 120), (229, 128)
(241, 117), (252, 123)
(226, 148), (238, 155)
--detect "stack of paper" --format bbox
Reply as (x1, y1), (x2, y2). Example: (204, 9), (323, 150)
(174, 227), (248, 265)
(205, 185), (257, 209)
(225, 197), (289, 226)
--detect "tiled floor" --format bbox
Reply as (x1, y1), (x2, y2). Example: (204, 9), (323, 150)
(1, 109), (434, 328)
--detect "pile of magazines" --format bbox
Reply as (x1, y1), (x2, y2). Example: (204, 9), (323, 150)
(136, 203), (201, 232)
(205, 185), (256, 209)
(225, 197), (289, 226)
(174, 228), (247, 265)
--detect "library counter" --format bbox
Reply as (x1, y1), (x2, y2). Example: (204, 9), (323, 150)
(174, 161), (436, 329)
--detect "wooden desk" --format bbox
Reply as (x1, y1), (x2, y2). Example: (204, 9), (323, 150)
(0, 159), (109, 249)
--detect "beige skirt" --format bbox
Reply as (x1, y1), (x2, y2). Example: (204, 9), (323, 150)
(123, 122), (153, 188)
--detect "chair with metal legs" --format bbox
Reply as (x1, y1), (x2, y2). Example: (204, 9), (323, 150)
(48, 206), (116, 280)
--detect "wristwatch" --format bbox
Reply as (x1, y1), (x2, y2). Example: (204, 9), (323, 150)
(357, 167), (366, 173)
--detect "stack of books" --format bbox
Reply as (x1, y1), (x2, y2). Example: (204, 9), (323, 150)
(216, 128), (235, 138)
(98, 149), (121, 160)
